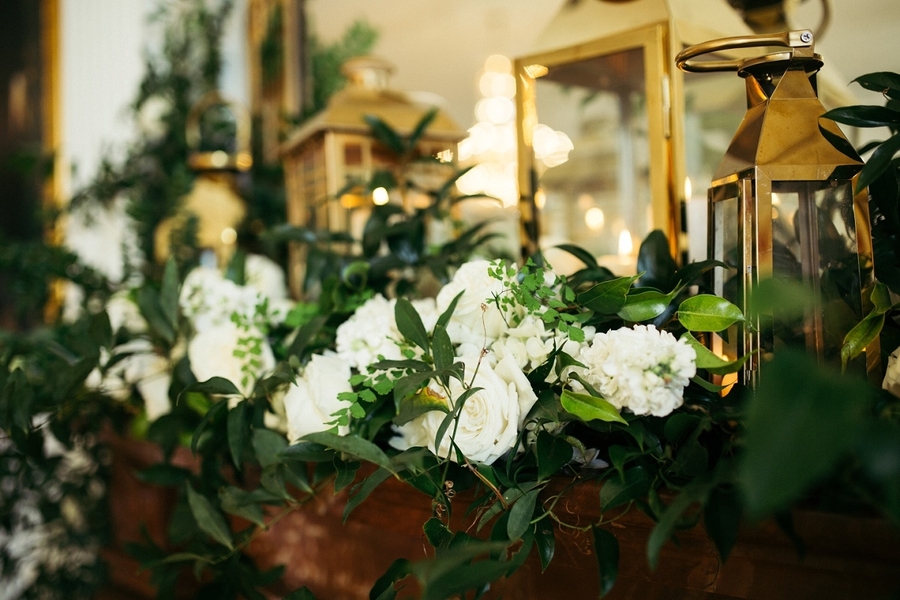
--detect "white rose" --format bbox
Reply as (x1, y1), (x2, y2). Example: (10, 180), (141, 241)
(283, 354), (353, 442)
(187, 320), (275, 396)
(883, 347), (900, 398)
(391, 353), (537, 465)
(245, 254), (289, 301)
(106, 291), (147, 334)
(436, 260), (509, 347)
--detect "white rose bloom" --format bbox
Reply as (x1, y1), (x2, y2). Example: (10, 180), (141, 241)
(245, 254), (289, 300)
(283, 354), (353, 442)
(577, 324), (696, 417)
(391, 353), (537, 465)
(436, 260), (509, 348)
(335, 294), (404, 370)
(883, 347), (900, 398)
(106, 291), (147, 334)
(187, 320), (275, 396)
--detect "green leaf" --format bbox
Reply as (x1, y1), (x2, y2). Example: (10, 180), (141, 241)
(136, 464), (192, 487)
(555, 243), (599, 269)
(592, 526), (619, 597)
(183, 377), (242, 398)
(287, 315), (328, 360)
(507, 488), (540, 540)
(406, 107), (439, 152)
(636, 230), (677, 291)
(160, 257), (179, 330)
(680, 332), (751, 375)
(423, 517), (454, 551)
(747, 278), (816, 321)
(704, 485), (742, 561)
(190, 400), (227, 455)
(279, 442), (333, 462)
(646, 480), (709, 569)
(600, 466), (651, 511)
(137, 286), (174, 345)
(219, 486), (266, 527)
(252, 427), (288, 468)
(344, 468), (393, 522)
(303, 431), (397, 475)
(363, 114), (405, 155)
(672, 259), (730, 288)
(420, 558), (513, 600)
(576, 275), (638, 314)
(858, 132), (900, 192)
(821, 105), (900, 128)
(432, 325), (454, 376)
(395, 298), (430, 355)
(560, 389), (627, 425)
(852, 71), (900, 99)
(677, 294), (744, 332)
(185, 484), (233, 550)
(841, 312), (885, 372)
(536, 433), (573, 481)
(617, 288), (678, 322)
(394, 386), (450, 426)
(739, 350), (872, 519)
(369, 558), (412, 600)
(436, 291), (463, 330)
(227, 401), (249, 470)
(284, 587), (318, 600)
(534, 518), (555, 572)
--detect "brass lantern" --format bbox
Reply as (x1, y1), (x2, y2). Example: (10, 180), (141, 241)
(676, 30), (878, 383)
(281, 56), (463, 298)
(514, 0), (758, 272)
(154, 92), (253, 267)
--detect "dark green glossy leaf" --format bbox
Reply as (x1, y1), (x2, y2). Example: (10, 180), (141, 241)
(420, 558), (513, 600)
(536, 432), (573, 481)
(137, 285), (174, 344)
(160, 257), (179, 330)
(369, 558), (412, 600)
(577, 275), (638, 314)
(436, 290), (463, 330)
(423, 517), (453, 551)
(432, 325), (454, 375)
(740, 350), (872, 519)
(592, 526), (619, 597)
(555, 243), (599, 269)
(677, 294), (744, 332)
(185, 484), (233, 550)
(822, 105), (900, 128)
(858, 132), (900, 192)
(190, 399), (227, 455)
(561, 389), (627, 425)
(219, 486), (266, 527)
(227, 401), (249, 470)
(600, 466), (651, 511)
(288, 314), (328, 360)
(252, 427), (288, 468)
(852, 72), (900, 99)
(673, 259), (730, 288)
(395, 298), (430, 354)
(279, 441), (333, 462)
(636, 230), (677, 291)
(704, 485), (742, 561)
(534, 518), (555, 572)
(183, 376), (242, 398)
(304, 431), (397, 475)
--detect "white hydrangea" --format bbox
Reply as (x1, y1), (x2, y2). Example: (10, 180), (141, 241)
(335, 295), (438, 371)
(245, 253), (289, 301)
(577, 325), (696, 417)
(179, 267), (262, 333)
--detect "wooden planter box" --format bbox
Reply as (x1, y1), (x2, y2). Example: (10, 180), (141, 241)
(99, 434), (900, 599)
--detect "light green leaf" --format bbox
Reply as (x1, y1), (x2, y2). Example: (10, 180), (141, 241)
(617, 288), (678, 322)
(394, 386), (450, 426)
(680, 332), (752, 375)
(303, 431), (397, 475)
(185, 484), (233, 550)
(561, 389), (627, 425)
(677, 295), (744, 332)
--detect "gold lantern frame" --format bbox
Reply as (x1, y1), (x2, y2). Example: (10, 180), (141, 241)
(677, 30), (878, 383)
(513, 0), (761, 263)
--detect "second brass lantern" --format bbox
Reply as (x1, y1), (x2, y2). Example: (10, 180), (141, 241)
(676, 30), (878, 384)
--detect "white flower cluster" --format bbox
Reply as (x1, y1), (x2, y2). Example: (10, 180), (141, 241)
(577, 325), (696, 417)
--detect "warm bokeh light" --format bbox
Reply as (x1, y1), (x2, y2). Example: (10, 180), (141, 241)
(585, 207), (605, 230)
(372, 187), (390, 205)
(618, 229), (634, 256)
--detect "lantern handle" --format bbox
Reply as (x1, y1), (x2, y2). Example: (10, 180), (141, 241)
(676, 30), (814, 73)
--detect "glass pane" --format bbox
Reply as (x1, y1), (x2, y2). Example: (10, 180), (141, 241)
(533, 47), (647, 274)
(771, 181), (862, 363)
(683, 70), (747, 263)
(712, 195), (739, 362)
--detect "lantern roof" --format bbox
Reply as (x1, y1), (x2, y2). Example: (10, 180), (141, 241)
(531, 0), (755, 55)
(282, 56), (463, 154)
(713, 67), (862, 181)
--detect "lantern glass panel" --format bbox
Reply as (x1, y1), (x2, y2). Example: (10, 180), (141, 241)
(532, 47), (650, 265)
(712, 192), (741, 362)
